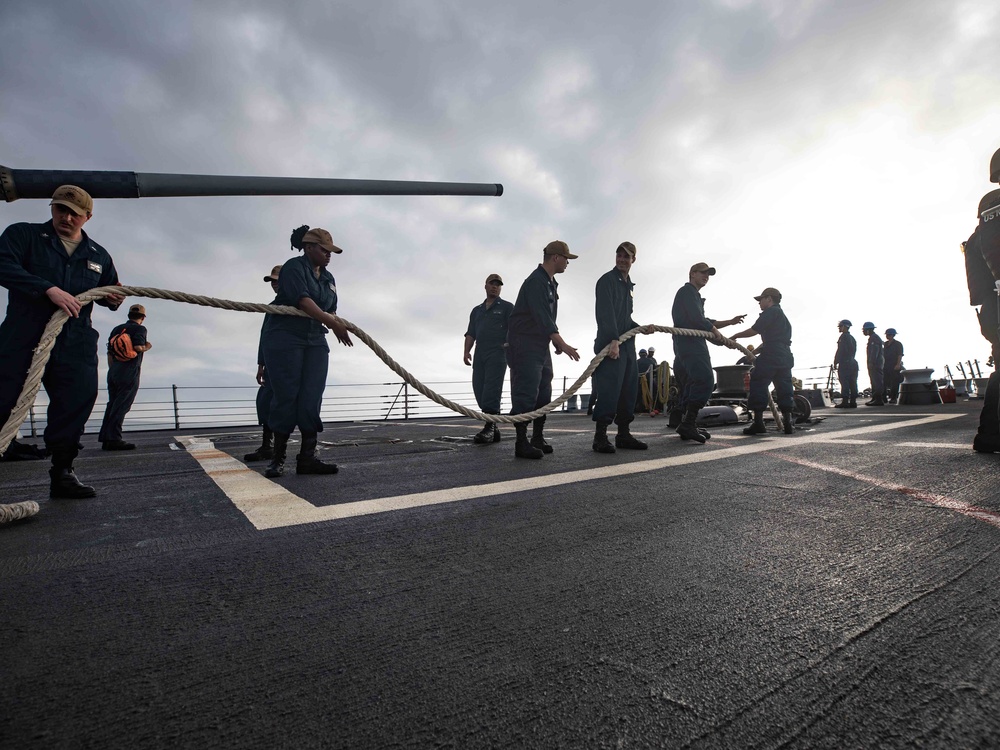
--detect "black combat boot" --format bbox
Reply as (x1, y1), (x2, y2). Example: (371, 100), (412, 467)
(264, 432), (289, 478)
(244, 425), (274, 461)
(473, 422), (498, 444)
(530, 416), (553, 454)
(1, 438), (45, 461)
(515, 422), (543, 459)
(974, 372), (1000, 453)
(743, 410), (767, 435)
(615, 424), (648, 450)
(593, 422), (615, 453)
(102, 439), (136, 451)
(676, 404), (708, 443)
(49, 448), (96, 499)
(296, 431), (338, 475)
(781, 409), (795, 434)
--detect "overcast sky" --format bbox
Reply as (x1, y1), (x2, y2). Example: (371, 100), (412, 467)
(2, 0), (999, 409)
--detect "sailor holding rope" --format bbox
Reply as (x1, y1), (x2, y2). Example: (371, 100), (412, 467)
(0, 185), (124, 498)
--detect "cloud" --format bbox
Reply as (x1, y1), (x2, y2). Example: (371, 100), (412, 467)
(1, 0), (998, 416)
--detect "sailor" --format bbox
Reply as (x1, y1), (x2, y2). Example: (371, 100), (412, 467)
(730, 287), (795, 435)
(0, 185), (124, 498)
(635, 348), (653, 413)
(833, 320), (859, 408)
(245, 265), (282, 462)
(98, 304), (152, 450)
(464, 273), (514, 444)
(964, 147), (1000, 453)
(506, 240), (580, 459)
(591, 242), (654, 453)
(261, 226), (352, 478)
(670, 262), (745, 443)
(862, 322), (885, 406)
(882, 328), (903, 404)
(635, 349), (650, 373)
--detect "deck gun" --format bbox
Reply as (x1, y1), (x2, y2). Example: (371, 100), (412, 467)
(0, 164), (504, 201)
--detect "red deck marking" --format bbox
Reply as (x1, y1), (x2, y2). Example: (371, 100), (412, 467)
(776, 455), (1000, 530)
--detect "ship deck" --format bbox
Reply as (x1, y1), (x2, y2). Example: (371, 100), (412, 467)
(2, 401), (999, 748)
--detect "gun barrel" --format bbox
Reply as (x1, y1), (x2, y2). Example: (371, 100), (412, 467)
(0, 165), (503, 201)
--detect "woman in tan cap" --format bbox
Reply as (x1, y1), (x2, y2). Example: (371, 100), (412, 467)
(259, 226), (352, 478)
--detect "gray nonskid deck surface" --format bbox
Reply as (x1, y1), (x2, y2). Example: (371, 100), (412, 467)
(2, 402), (999, 748)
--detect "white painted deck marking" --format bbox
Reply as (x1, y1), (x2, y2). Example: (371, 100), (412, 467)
(809, 438), (877, 445)
(177, 414), (967, 531)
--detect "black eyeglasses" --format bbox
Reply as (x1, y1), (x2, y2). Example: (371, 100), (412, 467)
(488, 280), (502, 286)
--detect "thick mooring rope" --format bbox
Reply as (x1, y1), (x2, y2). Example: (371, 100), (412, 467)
(0, 501), (40, 524)
(0, 285), (777, 524)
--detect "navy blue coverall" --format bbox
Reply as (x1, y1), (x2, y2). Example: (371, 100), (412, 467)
(261, 254), (337, 435)
(866, 332), (885, 400)
(883, 338), (904, 401)
(968, 196), (1000, 441)
(0, 220), (120, 457)
(466, 298), (513, 414)
(671, 282), (716, 408)
(592, 268), (639, 427)
(835, 332), (859, 404)
(746, 304), (794, 412)
(98, 319), (147, 442)
(507, 265), (559, 415)
(254, 303), (276, 427)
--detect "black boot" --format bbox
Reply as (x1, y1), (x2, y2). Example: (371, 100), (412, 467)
(744, 410), (767, 435)
(296, 432), (338, 475)
(264, 432), (289, 478)
(49, 468), (97, 499)
(515, 422), (543, 459)
(676, 404), (708, 443)
(781, 409), (794, 434)
(49, 448), (96, 499)
(473, 422), (498, 444)
(593, 422), (615, 453)
(530, 416), (553, 454)
(615, 424), (648, 450)
(667, 408), (683, 429)
(244, 425), (273, 461)
(102, 439), (136, 451)
(1, 438), (45, 461)
(974, 372), (1000, 453)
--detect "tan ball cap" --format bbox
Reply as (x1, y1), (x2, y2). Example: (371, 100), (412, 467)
(302, 228), (343, 254)
(50, 185), (93, 216)
(753, 287), (782, 302)
(544, 240), (578, 259)
(690, 262), (716, 276)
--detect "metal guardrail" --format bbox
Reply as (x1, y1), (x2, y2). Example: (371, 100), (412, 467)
(21, 380), (515, 436)
(16, 363), (838, 437)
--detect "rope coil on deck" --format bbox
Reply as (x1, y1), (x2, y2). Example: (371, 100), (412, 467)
(0, 284), (775, 523)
